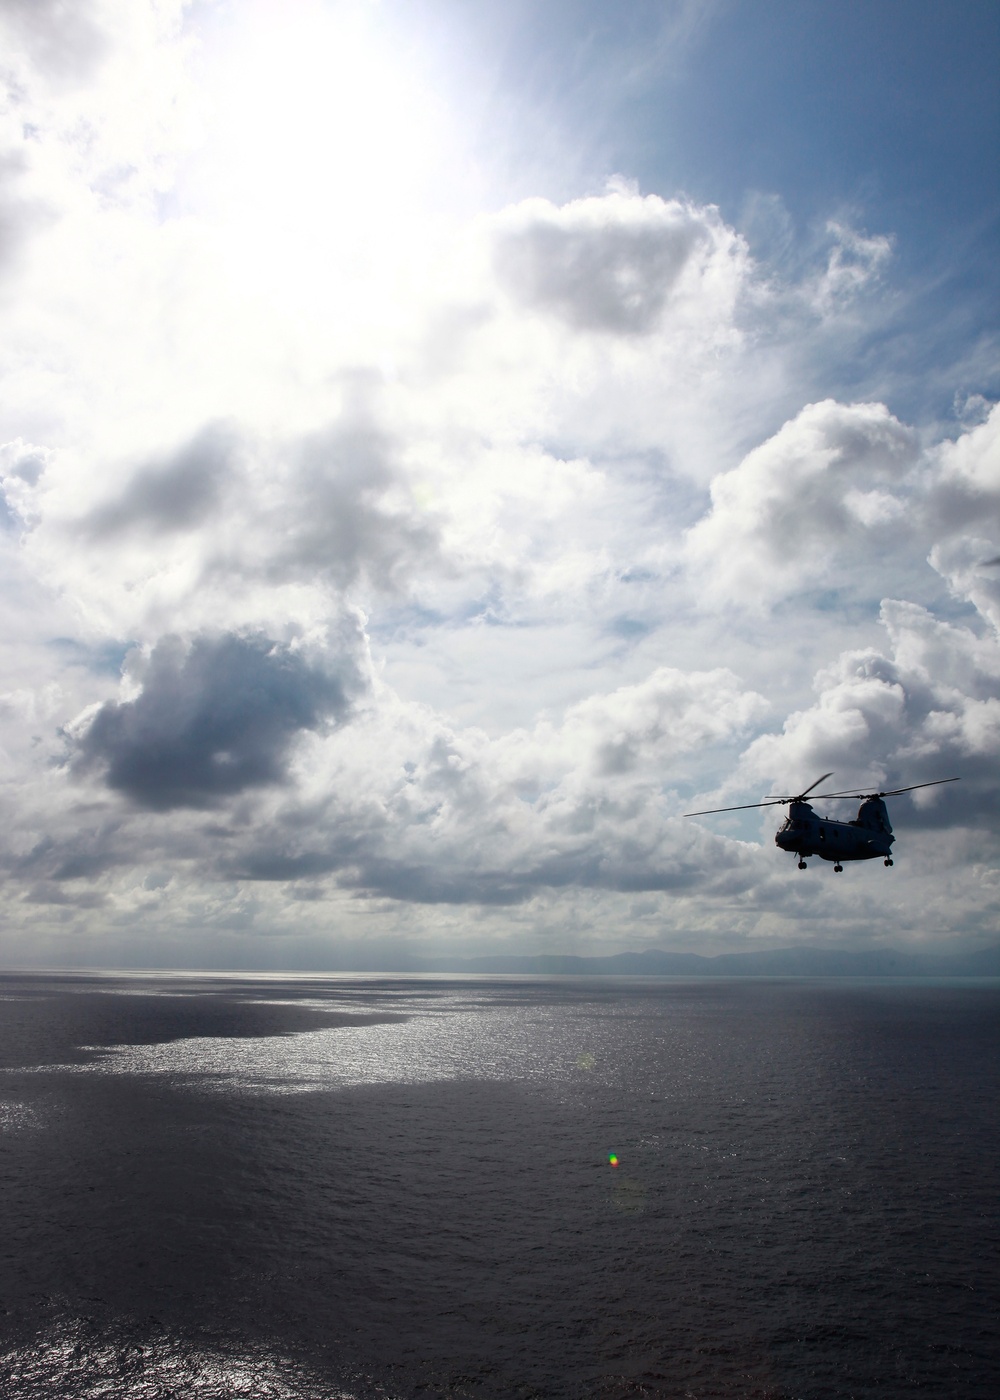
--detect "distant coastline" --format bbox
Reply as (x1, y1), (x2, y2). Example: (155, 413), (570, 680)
(7, 945), (1000, 978)
(394, 945), (1000, 978)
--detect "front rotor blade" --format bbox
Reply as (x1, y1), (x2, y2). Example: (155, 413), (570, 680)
(683, 798), (787, 817)
(764, 771), (835, 801)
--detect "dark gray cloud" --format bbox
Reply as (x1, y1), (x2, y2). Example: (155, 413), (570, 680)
(15, 828), (123, 883)
(925, 475), (1000, 537)
(73, 631), (360, 810)
(265, 846), (731, 906)
(86, 423), (240, 538)
(88, 404), (440, 593)
(264, 418), (439, 593)
(334, 849), (720, 906)
(227, 807), (741, 907)
(494, 203), (709, 333)
(24, 882), (107, 907)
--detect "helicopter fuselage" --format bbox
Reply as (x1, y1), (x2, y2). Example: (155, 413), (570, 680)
(776, 798), (894, 866)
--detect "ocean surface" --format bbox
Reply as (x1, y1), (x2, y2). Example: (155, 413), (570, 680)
(0, 972), (997, 1399)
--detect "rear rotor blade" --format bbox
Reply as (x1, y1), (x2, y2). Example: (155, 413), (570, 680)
(876, 777), (960, 798)
(684, 776), (959, 818)
(774, 776), (961, 802)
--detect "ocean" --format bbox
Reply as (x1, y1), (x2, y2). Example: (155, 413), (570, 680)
(0, 972), (996, 1398)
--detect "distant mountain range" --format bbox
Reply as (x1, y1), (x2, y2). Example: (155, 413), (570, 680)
(403, 945), (1000, 978)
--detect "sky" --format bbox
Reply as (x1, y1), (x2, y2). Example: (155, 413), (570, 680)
(0, 0), (997, 969)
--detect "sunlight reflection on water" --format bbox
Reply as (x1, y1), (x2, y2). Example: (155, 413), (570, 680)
(0, 1100), (40, 1132)
(0, 1318), (369, 1400)
(6, 982), (696, 1099)
(75, 1001), (610, 1094)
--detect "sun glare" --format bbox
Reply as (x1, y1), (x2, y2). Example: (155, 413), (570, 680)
(191, 0), (448, 312)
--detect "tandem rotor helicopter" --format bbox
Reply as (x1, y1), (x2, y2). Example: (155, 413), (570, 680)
(685, 774), (959, 872)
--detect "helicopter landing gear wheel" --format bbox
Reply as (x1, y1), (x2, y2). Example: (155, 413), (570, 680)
(797, 859), (807, 870)
(833, 863), (843, 873)
(884, 857), (893, 867)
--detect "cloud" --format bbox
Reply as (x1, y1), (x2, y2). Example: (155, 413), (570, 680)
(0, 148), (41, 277)
(249, 408), (440, 594)
(17, 825), (122, 884)
(59, 381), (442, 614)
(684, 399), (920, 609)
(516, 665), (769, 782)
(0, 438), (46, 488)
(740, 599), (1000, 827)
(32, 660), (762, 909)
(220, 664), (768, 905)
(22, 391), (443, 648)
(681, 397), (999, 619)
(0, 0), (110, 87)
(70, 630), (362, 810)
(927, 402), (1000, 537)
(808, 221), (893, 315)
(85, 422), (240, 538)
(492, 192), (739, 334)
(24, 881), (107, 907)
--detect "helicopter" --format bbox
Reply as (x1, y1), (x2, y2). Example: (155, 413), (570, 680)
(684, 774), (959, 872)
